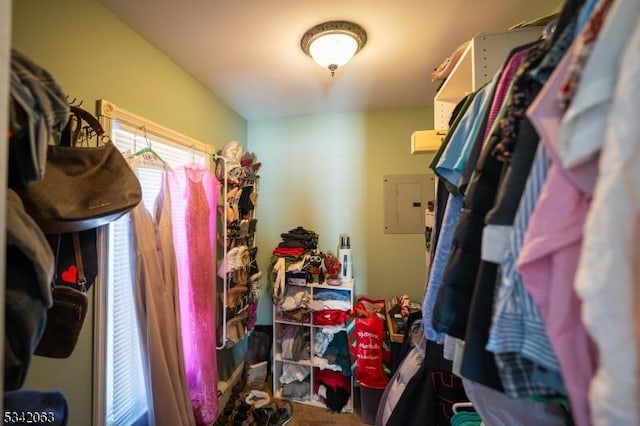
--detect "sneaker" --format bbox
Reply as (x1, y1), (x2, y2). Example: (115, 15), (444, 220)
(232, 410), (254, 426)
(228, 397), (253, 426)
(269, 401), (293, 426)
(233, 394), (253, 413)
(253, 402), (277, 426)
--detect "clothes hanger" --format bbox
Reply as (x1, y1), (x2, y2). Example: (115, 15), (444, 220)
(70, 105), (104, 137)
(60, 100), (107, 146)
(128, 126), (168, 170)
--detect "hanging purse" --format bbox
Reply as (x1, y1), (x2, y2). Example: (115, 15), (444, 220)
(17, 106), (142, 233)
(34, 233), (89, 359)
(46, 230), (98, 291)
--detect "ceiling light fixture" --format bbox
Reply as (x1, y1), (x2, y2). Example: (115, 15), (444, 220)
(301, 20), (367, 77)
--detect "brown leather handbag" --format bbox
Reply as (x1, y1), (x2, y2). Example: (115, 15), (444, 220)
(35, 233), (89, 358)
(17, 106), (142, 233)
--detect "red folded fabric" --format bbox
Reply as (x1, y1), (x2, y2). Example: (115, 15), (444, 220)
(313, 309), (349, 326)
(272, 247), (305, 257)
(313, 368), (351, 393)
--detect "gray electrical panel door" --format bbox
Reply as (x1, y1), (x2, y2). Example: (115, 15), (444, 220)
(383, 173), (436, 234)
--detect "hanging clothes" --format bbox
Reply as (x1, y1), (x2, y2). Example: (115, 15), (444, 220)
(557, 0), (631, 196)
(517, 41), (597, 426)
(485, 19), (581, 399)
(461, 378), (567, 426)
(129, 167), (195, 426)
(423, 45), (529, 346)
(383, 342), (467, 426)
(573, 3), (640, 425)
(487, 143), (562, 399)
(416, 0), (640, 424)
(423, 88), (486, 344)
(429, 39), (542, 342)
(170, 165), (220, 425)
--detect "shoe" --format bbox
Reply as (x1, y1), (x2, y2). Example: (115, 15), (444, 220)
(269, 401), (293, 426)
(234, 245), (249, 271)
(232, 267), (248, 286)
(249, 271), (262, 302)
(217, 246), (239, 278)
(247, 218), (258, 235)
(232, 394), (252, 413)
(248, 246), (259, 275)
(226, 187), (242, 222)
(227, 220), (241, 238)
(239, 219), (249, 238)
(228, 166), (246, 187)
(244, 389), (271, 409)
(240, 151), (255, 167)
(221, 140), (244, 167)
(232, 410), (254, 426)
(253, 402), (277, 426)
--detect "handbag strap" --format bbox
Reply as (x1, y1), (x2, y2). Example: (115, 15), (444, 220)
(72, 232), (87, 292)
(60, 116), (82, 147)
(60, 106), (104, 147)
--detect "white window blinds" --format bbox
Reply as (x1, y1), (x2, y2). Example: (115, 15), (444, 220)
(105, 120), (207, 425)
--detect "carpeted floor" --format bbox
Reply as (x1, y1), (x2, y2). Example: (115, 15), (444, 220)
(217, 380), (373, 425)
(276, 398), (369, 426)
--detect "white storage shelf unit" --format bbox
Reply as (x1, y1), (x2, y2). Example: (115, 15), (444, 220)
(273, 279), (354, 412)
(433, 27), (543, 131)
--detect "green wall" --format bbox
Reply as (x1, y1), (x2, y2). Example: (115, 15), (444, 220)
(249, 107), (435, 324)
(11, 1), (246, 425)
(11, 0), (245, 147)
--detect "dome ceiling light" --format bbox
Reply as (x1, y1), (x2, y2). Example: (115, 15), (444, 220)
(301, 20), (367, 77)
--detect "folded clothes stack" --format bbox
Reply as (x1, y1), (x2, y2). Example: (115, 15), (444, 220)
(278, 226), (319, 250)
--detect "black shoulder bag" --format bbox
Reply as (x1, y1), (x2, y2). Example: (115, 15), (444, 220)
(34, 232), (90, 358)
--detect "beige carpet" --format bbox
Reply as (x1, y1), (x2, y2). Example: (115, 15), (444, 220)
(219, 375), (375, 425)
(278, 398), (369, 426)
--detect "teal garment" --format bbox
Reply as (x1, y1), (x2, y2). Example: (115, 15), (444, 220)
(529, 395), (571, 414)
(450, 411), (482, 426)
(325, 331), (351, 376)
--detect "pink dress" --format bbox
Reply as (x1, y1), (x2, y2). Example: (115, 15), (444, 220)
(170, 164), (220, 425)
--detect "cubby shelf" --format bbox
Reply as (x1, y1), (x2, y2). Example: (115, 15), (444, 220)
(273, 279), (355, 413)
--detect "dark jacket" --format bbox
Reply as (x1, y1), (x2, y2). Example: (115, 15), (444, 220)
(385, 342), (467, 426)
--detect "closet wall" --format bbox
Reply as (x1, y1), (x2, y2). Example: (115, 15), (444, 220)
(249, 107), (434, 325)
(11, 1), (246, 424)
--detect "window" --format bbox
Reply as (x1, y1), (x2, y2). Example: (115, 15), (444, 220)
(94, 101), (211, 426)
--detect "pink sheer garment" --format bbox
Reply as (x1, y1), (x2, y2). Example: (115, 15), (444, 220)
(169, 164), (220, 425)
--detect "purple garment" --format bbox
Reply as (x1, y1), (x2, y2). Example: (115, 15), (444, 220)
(517, 45), (597, 426)
(481, 47), (530, 144)
(170, 165), (220, 425)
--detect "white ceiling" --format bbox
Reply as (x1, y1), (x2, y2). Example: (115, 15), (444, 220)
(99, 0), (560, 121)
